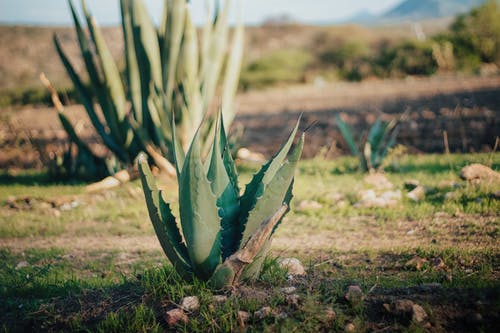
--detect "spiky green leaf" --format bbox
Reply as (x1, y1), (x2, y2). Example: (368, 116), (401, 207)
(138, 157), (192, 277)
(82, 0), (128, 142)
(238, 118), (301, 241)
(220, 14), (244, 128)
(336, 114), (360, 157)
(179, 130), (222, 279)
(240, 133), (304, 246)
(53, 34), (127, 162)
(207, 116), (240, 259)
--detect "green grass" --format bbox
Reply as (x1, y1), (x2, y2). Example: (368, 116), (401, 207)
(0, 153), (499, 332)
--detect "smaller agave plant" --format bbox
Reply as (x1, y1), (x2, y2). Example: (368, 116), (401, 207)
(139, 116), (304, 289)
(336, 114), (401, 173)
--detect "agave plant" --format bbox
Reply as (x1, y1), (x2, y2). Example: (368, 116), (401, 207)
(52, 0), (243, 179)
(336, 114), (401, 172)
(139, 116), (304, 289)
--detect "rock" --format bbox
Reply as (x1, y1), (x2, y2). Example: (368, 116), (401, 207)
(355, 189), (401, 208)
(380, 189), (402, 201)
(407, 185), (426, 202)
(393, 299), (415, 315)
(60, 200), (80, 211)
(437, 180), (460, 190)
(296, 200), (323, 211)
(213, 295), (228, 303)
(276, 312), (288, 319)
(405, 256), (428, 271)
(280, 286), (297, 294)
(391, 300), (428, 323)
(254, 306), (272, 319)
(345, 285), (364, 306)
(236, 148), (265, 163)
(237, 311), (250, 327)
(364, 173), (394, 190)
(278, 258), (306, 276)
(359, 189), (376, 201)
(180, 296), (200, 312)
(344, 323), (356, 332)
(411, 304), (428, 323)
(430, 257), (448, 271)
(444, 192), (456, 201)
(286, 294), (300, 306)
(164, 308), (188, 326)
(15, 261), (29, 270)
(326, 193), (345, 204)
(325, 308), (337, 321)
(460, 164), (500, 183)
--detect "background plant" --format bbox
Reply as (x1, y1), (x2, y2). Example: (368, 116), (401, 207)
(336, 114), (401, 173)
(52, 0), (244, 179)
(139, 116), (304, 288)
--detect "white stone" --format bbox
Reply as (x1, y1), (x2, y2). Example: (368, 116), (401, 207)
(278, 258), (306, 276)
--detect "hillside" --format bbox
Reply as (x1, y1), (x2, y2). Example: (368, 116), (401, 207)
(382, 0), (485, 20)
(343, 0), (486, 25)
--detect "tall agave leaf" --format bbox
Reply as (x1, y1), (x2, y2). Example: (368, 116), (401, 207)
(81, 0), (129, 147)
(237, 118), (301, 245)
(178, 130), (222, 279)
(335, 114), (360, 158)
(138, 156), (192, 278)
(207, 116), (240, 259)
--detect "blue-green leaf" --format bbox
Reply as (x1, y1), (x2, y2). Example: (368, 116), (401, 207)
(238, 117), (300, 244)
(138, 157), (192, 277)
(207, 116), (240, 259)
(240, 133), (304, 246)
(179, 130), (221, 279)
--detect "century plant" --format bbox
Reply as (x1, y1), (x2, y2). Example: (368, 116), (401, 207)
(53, 0), (243, 178)
(139, 116), (304, 289)
(336, 114), (401, 173)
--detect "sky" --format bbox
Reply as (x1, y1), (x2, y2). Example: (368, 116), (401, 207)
(0, 0), (402, 26)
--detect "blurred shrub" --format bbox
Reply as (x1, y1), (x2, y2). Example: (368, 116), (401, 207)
(240, 49), (313, 89)
(0, 87), (78, 108)
(373, 40), (438, 77)
(318, 41), (372, 81)
(446, 0), (500, 70)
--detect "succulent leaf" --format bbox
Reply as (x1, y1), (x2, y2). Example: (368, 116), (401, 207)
(241, 133), (304, 247)
(207, 116), (240, 259)
(220, 14), (244, 128)
(138, 156), (192, 277)
(179, 130), (222, 279)
(53, 35), (126, 161)
(238, 118), (301, 244)
(336, 114), (360, 157)
(81, 0), (127, 128)
(170, 115), (185, 175)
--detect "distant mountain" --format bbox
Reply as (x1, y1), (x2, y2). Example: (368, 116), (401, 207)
(337, 10), (378, 25)
(382, 0), (485, 21)
(339, 0), (487, 25)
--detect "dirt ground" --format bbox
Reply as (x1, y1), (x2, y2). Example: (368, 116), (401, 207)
(1, 74), (499, 169)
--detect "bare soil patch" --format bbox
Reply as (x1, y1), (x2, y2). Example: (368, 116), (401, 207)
(1, 75), (499, 169)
